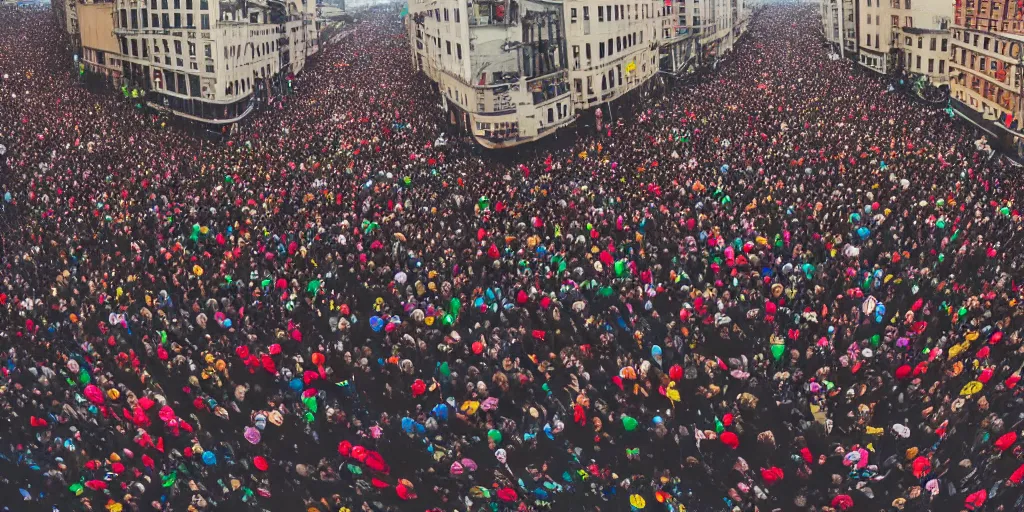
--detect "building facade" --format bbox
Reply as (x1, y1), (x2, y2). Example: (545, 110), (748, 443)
(53, 0), (82, 49)
(660, 0), (698, 75)
(852, 0), (951, 82)
(79, 1), (124, 83)
(409, 0), (749, 148)
(821, 0), (857, 59)
(107, 0), (318, 124)
(950, 0), (1024, 151)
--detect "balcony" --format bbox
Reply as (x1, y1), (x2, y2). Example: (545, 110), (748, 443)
(468, 0), (514, 27)
(527, 70), (569, 105)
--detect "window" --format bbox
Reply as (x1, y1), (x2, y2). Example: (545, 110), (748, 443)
(876, 15), (880, 24)
(583, 6), (589, 20)
(161, 0), (167, 8)
(599, 41), (605, 58)
(174, 13), (181, 27)
(586, 43), (591, 60)
(204, 43), (211, 58)
(867, 0), (871, 6)
(162, 13), (169, 28)
(905, 0), (910, 7)
(200, 0), (207, 9)
(153, 13), (159, 26)
(941, 38), (947, 52)
(918, 37), (922, 49)
(892, 15), (898, 27)
(443, 8), (448, 21)
(187, 14), (193, 27)
(905, 16), (912, 27)
(175, 40), (182, 54)
(939, 60), (945, 74)
(173, 0), (179, 8)
(598, 6), (604, 21)
(608, 38), (613, 55)
(446, 40), (451, 55)
(571, 7), (577, 22)
(206, 64), (214, 73)
(867, 34), (872, 46)
(916, 55), (921, 68)
(131, 39), (138, 57)
(930, 38), (936, 51)
(201, 14), (209, 29)
(188, 42), (195, 56)
(454, 9), (459, 22)
(905, 36), (912, 45)
(866, 14), (871, 25)
(983, 37), (990, 50)
(928, 58), (934, 73)
(186, 0), (191, 8)
(456, 43), (462, 59)
(575, 78), (582, 93)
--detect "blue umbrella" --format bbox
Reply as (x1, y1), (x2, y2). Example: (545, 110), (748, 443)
(369, 316), (384, 332)
(431, 403), (449, 421)
(401, 417), (425, 435)
(289, 378), (304, 392)
(856, 226), (871, 240)
(202, 451), (217, 465)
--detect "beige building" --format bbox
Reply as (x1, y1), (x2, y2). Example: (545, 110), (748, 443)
(52, 0), (81, 47)
(856, 0), (951, 83)
(105, 0), (318, 124)
(79, 2), (124, 81)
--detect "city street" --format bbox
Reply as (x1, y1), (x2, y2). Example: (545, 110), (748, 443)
(2, 2), (1024, 512)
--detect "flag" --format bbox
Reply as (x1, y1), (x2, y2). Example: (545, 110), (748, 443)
(399, 3), (408, 18)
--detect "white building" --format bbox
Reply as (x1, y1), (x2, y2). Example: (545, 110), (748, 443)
(660, 0), (699, 75)
(855, 0), (951, 82)
(408, 0), (574, 147)
(110, 0), (318, 124)
(564, 0), (665, 112)
(820, 0), (857, 58)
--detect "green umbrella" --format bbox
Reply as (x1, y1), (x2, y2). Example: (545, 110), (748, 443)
(488, 429), (502, 443)
(439, 362), (450, 379)
(614, 261), (627, 277)
(869, 334), (880, 347)
(714, 416), (724, 434)
(622, 415), (639, 431)
(162, 471), (177, 488)
(478, 196), (490, 210)
(770, 344), (786, 361)
(69, 483), (84, 496)
(307, 280), (321, 295)
(347, 463), (363, 475)
(302, 395), (318, 414)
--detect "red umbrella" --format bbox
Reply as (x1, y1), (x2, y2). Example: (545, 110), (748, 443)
(1009, 463), (1024, 485)
(668, 364), (683, 381)
(994, 431), (1017, 452)
(371, 478), (390, 489)
(496, 488), (518, 502)
(720, 431), (740, 449)
(912, 456), (932, 478)
(253, 456), (269, 471)
(137, 396), (156, 410)
(84, 480), (108, 491)
(831, 494), (854, 511)
(894, 364), (912, 380)
(964, 489), (986, 510)
(410, 379), (426, 397)
(760, 466), (784, 485)
(364, 451), (390, 474)
(83, 384), (105, 405)
(351, 445), (368, 462)
(395, 484), (415, 500)
(337, 440), (352, 456)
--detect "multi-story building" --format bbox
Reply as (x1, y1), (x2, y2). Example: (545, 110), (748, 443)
(821, 0), (857, 58)
(408, 0), (574, 148)
(79, 1), (124, 83)
(889, 0), (951, 86)
(565, 0), (664, 113)
(107, 0), (318, 125)
(53, 0), (82, 49)
(408, 0), (749, 148)
(659, 0), (697, 75)
(855, 0), (950, 79)
(950, 0), (1024, 151)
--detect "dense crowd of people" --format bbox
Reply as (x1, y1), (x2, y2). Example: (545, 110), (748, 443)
(2, 2), (1024, 512)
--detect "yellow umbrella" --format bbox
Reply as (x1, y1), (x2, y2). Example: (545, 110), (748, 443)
(629, 494), (646, 509)
(960, 380), (983, 396)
